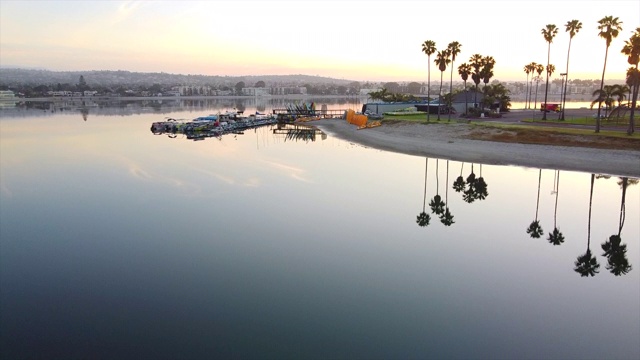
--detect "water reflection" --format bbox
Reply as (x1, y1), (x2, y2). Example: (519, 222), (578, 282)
(601, 177), (633, 276)
(527, 169), (545, 238)
(547, 170), (565, 245)
(575, 174), (601, 277)
(0, 96), (367, 120)
(1, 105), (639, 358)
(416, 158), (431, 227)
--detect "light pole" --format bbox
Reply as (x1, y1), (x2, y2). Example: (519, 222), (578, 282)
(559, 73), (567, 120)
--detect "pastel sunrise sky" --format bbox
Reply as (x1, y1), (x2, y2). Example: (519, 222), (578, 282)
(0, 0), (638, 82)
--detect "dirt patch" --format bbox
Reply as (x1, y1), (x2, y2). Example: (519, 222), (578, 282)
(464, 127), (640, 151)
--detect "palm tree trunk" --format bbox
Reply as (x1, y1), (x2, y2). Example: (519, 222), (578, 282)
(525, 74), (530, 109)
(427, 58), (431, 123)
(438, 71), (444, 121)
(562, 38), (573, 121)
(448, 63), (454, 121)
(543, 44), (551, 120)
(464, 82), (468, 116)
(596, 45), (610, 133)
(629, 71), (638, 135)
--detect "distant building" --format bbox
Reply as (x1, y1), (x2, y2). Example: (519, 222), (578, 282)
(0, 90), (15, 99)
(242, 87), (270, 96)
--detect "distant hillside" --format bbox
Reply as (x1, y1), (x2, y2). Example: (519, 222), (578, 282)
(0, 68), (355, 87)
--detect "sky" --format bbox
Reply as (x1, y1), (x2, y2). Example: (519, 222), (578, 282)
(0, 0), (638, 83)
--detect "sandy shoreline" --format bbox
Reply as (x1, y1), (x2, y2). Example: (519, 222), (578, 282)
(310, 119), (640, 178)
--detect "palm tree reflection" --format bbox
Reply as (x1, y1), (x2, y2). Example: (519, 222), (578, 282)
(429, 160), (446, 216)
(453, 163), (466, 193)
(475, 165), (489, 200)
(416, 158), (431, 227)
(439, 160), (455, 226)
(461, 164), (489, 203)
(601, 177), (632, 276)
(547, 170), (565, 245)
(574, 174), (600, 277)
(526, 169), (544, 238)
(463, 164), (476, 203)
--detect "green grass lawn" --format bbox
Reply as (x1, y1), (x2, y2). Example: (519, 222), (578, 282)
(469, 121), (640, 140)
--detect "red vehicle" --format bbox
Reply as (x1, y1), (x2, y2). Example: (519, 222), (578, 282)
(540, 103), (561, 112)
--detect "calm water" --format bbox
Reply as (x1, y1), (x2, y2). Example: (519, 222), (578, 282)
(1, 99), (639, 359)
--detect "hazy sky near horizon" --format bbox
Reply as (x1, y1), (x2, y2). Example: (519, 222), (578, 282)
(1, 0), (638, 83)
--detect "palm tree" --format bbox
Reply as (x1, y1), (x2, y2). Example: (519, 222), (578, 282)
(416, 158), (431, 227)
(541, 24), (559, 120)
(591, 85), (625, 117)
(547, 171), (565, 245)
(447, 41), (462, 121)
(481, 56), (496, 90)
(469, 54), (484, 108)
(526, 169), (544, 238)
(533, 64), (544, 110)
(524, 64), (533, 109)
(434, 50), (451, 121)
(622, 28), (640, 134)
(595, 16), (624, 132)
(574, 174), (600, 277)
(561, 19), (583, 120)
(422, 40), (437, 122)
(458, 63), (472, 115)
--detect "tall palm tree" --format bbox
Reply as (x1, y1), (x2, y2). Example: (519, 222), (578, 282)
(469, 54), (484, 108)
(458, 63), (472, 115)
(526, 169), (544, 238)
(447, 41), (462, 121)
(595, 16), (623, 132)
(435, 50), (451, 121)
(417, 158), (431, 227)
(547, 170), (565, 245)
(541, 24), (559, 120)
(574, 174), (600, 277)
(622, 27), (640, 134)
(422, 40), (437, 122)
(561, 20), (583, 120)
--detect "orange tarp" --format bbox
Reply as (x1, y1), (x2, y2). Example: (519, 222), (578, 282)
(345, 110), (368, 127)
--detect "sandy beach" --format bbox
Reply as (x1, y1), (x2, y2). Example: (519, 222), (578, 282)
(311, 118), (640, 178)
